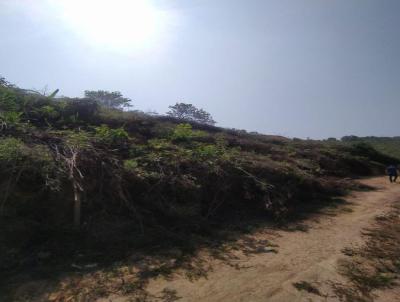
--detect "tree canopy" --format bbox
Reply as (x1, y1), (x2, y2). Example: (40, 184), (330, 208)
(167, 102), (216, 125)
(84, 90), (132, 109)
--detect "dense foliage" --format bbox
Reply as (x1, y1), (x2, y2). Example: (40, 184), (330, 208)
(84, 90), (132, 109)
(167, 102), (216, 125)
(341, 135), (400, 162)
(0, 79), (396, 287)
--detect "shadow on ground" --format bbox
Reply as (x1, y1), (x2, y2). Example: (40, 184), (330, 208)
(0, 182), (376, 302)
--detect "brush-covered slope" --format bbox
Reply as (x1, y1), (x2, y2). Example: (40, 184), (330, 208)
(0, 82), (395, 272)
(342, 135), (400, 162)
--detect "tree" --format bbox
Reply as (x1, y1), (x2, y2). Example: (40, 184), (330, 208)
(341, 135), (360, 142)
(326, 137), (338, 142)
(0, 77), (8, 87)
(62, 132), (91, 228)
(167, 102), (216, 125)
(0, 76), (15, 88)
(84, 90), (132, 109)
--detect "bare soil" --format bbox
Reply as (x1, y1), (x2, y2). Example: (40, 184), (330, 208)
(99, 177), (400, 302)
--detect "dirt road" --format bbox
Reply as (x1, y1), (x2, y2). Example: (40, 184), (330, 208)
(102, 177), (400, 302)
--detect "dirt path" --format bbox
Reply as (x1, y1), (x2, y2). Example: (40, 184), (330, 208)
(102, 177), (400, 302)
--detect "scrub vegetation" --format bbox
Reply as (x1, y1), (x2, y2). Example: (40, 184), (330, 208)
(0, 78), (397, 301)
(333, 202), (400, 302)
(341, 136), (400, 162)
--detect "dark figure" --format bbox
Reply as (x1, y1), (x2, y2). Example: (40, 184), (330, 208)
(386, 165), (398, 183)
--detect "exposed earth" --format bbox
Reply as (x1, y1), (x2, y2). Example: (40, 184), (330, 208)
(100, 177), (400, 302)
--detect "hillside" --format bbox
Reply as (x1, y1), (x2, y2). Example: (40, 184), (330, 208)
(342, 136), (400, 162)
(0, 82), (396, 300)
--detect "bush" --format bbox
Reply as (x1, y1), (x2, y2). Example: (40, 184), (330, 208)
(59, 98), (99, 125)
(94, 124), (129, 145)
(350, 142), (397, 165)
(0, 111), (22, 129)
(65, 130), (92, 150)
(39, 105), (60, 120)
(0, 138), (59, 216)
(0, 137), (26, 162)
(123, 159), (138, 172)
(171, 123), (205, 142)
(195, 144), (220, 159)
(0, 138), (56, 171)
(0, 87), (19, 112)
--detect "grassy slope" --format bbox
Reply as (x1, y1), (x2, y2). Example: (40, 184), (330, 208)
(0, 83), (397, 300)
(342, 136), (400, 162)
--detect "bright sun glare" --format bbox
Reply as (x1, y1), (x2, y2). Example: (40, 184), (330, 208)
(53, 0), (169, 53)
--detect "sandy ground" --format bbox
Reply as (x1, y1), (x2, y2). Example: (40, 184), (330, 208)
(101, 177), (400, 302)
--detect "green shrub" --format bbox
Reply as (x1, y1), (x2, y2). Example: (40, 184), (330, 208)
(193, 135), (237, 162)
(128, 144), (147, 157)
(123, 159), (138, 172)
(39, 105), (59, 119)
(0, 138), (55, 170)
(195, 144), (219, 159)
(0, 137), (26, 162)
(171, 123), (205, 142)
(94, 124), (129, 145)
(0, 87), (19, 111)
(0, 111), (22, 128)
(61, 98), (99, 123)
(350, 142), (397, 165)
(65, 131), (92, 150)
(148, 138), (172, 150)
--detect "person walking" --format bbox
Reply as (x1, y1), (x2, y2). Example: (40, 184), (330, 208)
(386, 164), (399, 183)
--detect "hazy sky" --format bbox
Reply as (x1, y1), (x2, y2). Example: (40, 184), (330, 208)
(1, 0), (399, 138)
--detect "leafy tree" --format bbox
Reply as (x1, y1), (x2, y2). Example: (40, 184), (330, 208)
(0, 76), (14, 88)
(326, 137), (338, 142)
(84, 90), (132, 109)
(167, 102), (216, 125)
(341, 135), (360, 142)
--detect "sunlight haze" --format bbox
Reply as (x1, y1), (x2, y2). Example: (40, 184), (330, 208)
(1, 0), (399, 138)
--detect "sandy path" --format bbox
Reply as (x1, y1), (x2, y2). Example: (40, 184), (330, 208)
(104, 177), (400, 302)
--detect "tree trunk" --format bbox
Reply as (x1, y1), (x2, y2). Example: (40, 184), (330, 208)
(73, 180), (81, 228)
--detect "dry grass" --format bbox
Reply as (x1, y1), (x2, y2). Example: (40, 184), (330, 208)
(332, 202), (400, 302)
(293, 281), (324, 296)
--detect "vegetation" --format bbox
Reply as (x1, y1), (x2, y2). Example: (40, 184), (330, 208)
(293, 281), (323, 296)
(341, 136), (400, 162)
(0, 78), (396, 300)
(333, 203), (400, 302)
(167, 102), (216, 125)
(84, 90), (132, 109)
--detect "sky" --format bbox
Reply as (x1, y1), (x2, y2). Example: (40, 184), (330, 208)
(0, 0), (399, 139)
